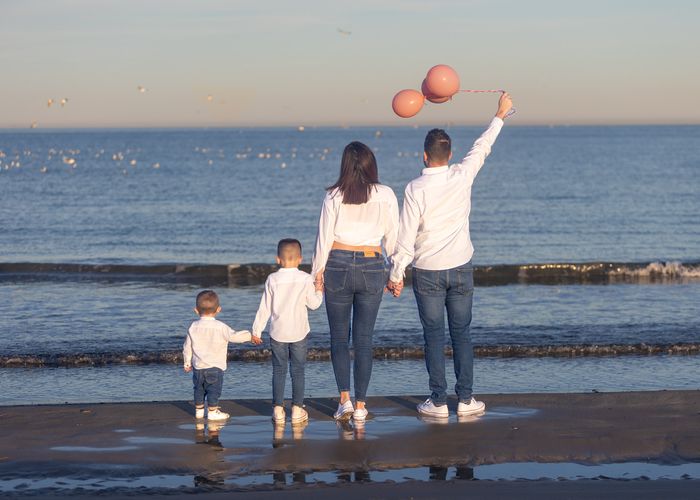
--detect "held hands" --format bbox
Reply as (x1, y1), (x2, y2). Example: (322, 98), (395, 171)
(184, 365), (192, 373)
(385, 279), (404, 298)
(314, 270), (324, 293)
(251, 335), (263, 345)
(495, 92), (513, 120)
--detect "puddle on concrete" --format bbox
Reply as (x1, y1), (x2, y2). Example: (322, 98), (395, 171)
(123, 436), (192, 445)
(50, 445), (140, 452)
(2, 461), (698, 493)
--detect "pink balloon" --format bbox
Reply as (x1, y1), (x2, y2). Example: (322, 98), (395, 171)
(425, 64), (460, 98)
(421, 78), (450, 104)
(392, 89), (424, 118)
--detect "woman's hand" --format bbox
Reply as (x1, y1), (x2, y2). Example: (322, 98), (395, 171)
(386, 279), (404, 298)
(314, 270), (325, 293)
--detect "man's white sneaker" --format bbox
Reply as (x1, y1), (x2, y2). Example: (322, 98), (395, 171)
(272, 405), (286, 423)
(353, 407), (368, 421)
(207, 408), (230, 421)
(417, 398), (449, 418)
(195, 407), (205, 419)
(333, 400), (354, 420)
(457, 397), (486, 416)
(291, 405), (308, 424)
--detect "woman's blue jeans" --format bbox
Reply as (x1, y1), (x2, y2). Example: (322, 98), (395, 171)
(270, 337), (307, 407)
(412, 261), (474, 406)
(324, 250), (386, 402)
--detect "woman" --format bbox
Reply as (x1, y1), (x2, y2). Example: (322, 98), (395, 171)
(312, 141), (399, 422)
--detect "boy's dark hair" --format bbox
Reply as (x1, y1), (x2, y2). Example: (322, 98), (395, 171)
(196, 290), (220, 314)
(327, 141), (379, 205)
(424, 129), (452, 164)
(277, 238), (302, 258)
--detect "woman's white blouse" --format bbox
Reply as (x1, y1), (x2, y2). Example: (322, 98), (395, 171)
(312, 184), (399, 278)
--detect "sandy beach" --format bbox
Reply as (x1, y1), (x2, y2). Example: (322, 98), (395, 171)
(1, 390), (699, 497)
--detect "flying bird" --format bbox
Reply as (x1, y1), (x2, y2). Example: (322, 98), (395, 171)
(337, 28), (352, 36)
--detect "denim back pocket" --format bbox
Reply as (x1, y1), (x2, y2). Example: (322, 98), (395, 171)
(361, 268), (387, 294)
(413, 268), (441, 293)
(455, 266), (474, 294)
(324, 267), (348, 293)
(204, 369), (220, 385)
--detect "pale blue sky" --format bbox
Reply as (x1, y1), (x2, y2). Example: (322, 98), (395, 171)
(1, 0), (699, 127)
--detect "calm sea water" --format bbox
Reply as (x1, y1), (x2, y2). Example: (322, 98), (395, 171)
(0, 125), (698, 403)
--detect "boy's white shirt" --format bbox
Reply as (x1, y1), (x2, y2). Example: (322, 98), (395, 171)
(182, 317), (251, 371)
(389, 117), (504, 282)
(252, 267), (323, 343)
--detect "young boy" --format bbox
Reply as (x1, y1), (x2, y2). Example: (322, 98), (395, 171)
(183, 290), (253, 420)
(251, 238), (323, 424)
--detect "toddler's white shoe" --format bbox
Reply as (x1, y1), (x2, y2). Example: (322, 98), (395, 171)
(457, 397), (486, 416)
(291, 405), (308, 424)
(207, 408), (230, 421)
(353, 407), (368, 421)
(417, 398), (449, 418)
(272, 405), (286, 423)
(333, 400), (354, 420)
(195, 407), (205, 419)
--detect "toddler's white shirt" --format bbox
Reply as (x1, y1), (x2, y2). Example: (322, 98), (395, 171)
(183, 317), (251, 371)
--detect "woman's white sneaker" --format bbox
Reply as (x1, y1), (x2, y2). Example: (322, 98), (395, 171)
(207, 408), (230, 421)
(272, 405), (286, 423)
(195, 407), (205, 419)
(291, 405), (308, 424)
(417, 398), (449, 418)
(333, 400), (354, 420)
(353, 407), (368, 421)
(457, 397), (486, 416)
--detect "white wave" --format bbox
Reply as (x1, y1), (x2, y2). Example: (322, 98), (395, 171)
(610, 261), (700, 278)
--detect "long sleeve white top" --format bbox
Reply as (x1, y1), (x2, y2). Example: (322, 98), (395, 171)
(312, 183), (399, 278)
(252, 267), (323, 343)
(390, 117), (504, 282)
(182, 317), (252, 371)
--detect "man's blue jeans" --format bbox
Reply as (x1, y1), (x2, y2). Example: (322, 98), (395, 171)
(193, 367), (224, 408)
(270, 337), (308, 407)
(324, 250), (386, 402)
(412, 261), (474, 406)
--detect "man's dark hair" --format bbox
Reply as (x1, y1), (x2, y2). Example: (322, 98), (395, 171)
(277, 238), (302, 258)
(327, 141), (379, 205)
(424, 129), (452, 164)
(196, 290), (220, 314)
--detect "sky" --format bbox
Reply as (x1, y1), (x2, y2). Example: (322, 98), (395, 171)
(1, 0), (699, 127)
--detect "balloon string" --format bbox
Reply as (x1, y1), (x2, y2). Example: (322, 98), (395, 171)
(456, 89), (516, 117)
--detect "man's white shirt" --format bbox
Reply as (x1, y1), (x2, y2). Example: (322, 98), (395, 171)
(252, 267), (323, 343)
(390, 117), (504, 282)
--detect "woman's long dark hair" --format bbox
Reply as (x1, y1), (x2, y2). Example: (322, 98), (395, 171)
(327, 141), (379, 205)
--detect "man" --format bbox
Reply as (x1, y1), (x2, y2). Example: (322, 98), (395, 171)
(388, 92), (513, 418)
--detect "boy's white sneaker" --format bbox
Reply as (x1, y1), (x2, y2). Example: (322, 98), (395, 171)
(291, 405), (308, 424)
(333, 400), (354, 420)
(195, 407), (205, 419)
(272, 406), (286, 423)
(207, 408), (230, 421)
(417, 398), (449, 418)
(457, 397), (486, 416)
(353, 407), (368, 421)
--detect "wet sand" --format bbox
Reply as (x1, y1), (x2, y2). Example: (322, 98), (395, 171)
(1, 390), (699, 497)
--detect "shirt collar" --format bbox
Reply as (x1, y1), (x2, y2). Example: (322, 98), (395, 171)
(421, 165), (449, 176)
(278, 267), (298, 272)
(199, 316), (217, 320)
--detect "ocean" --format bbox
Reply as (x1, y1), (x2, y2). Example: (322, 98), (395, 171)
(1, 124), (698, 405)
